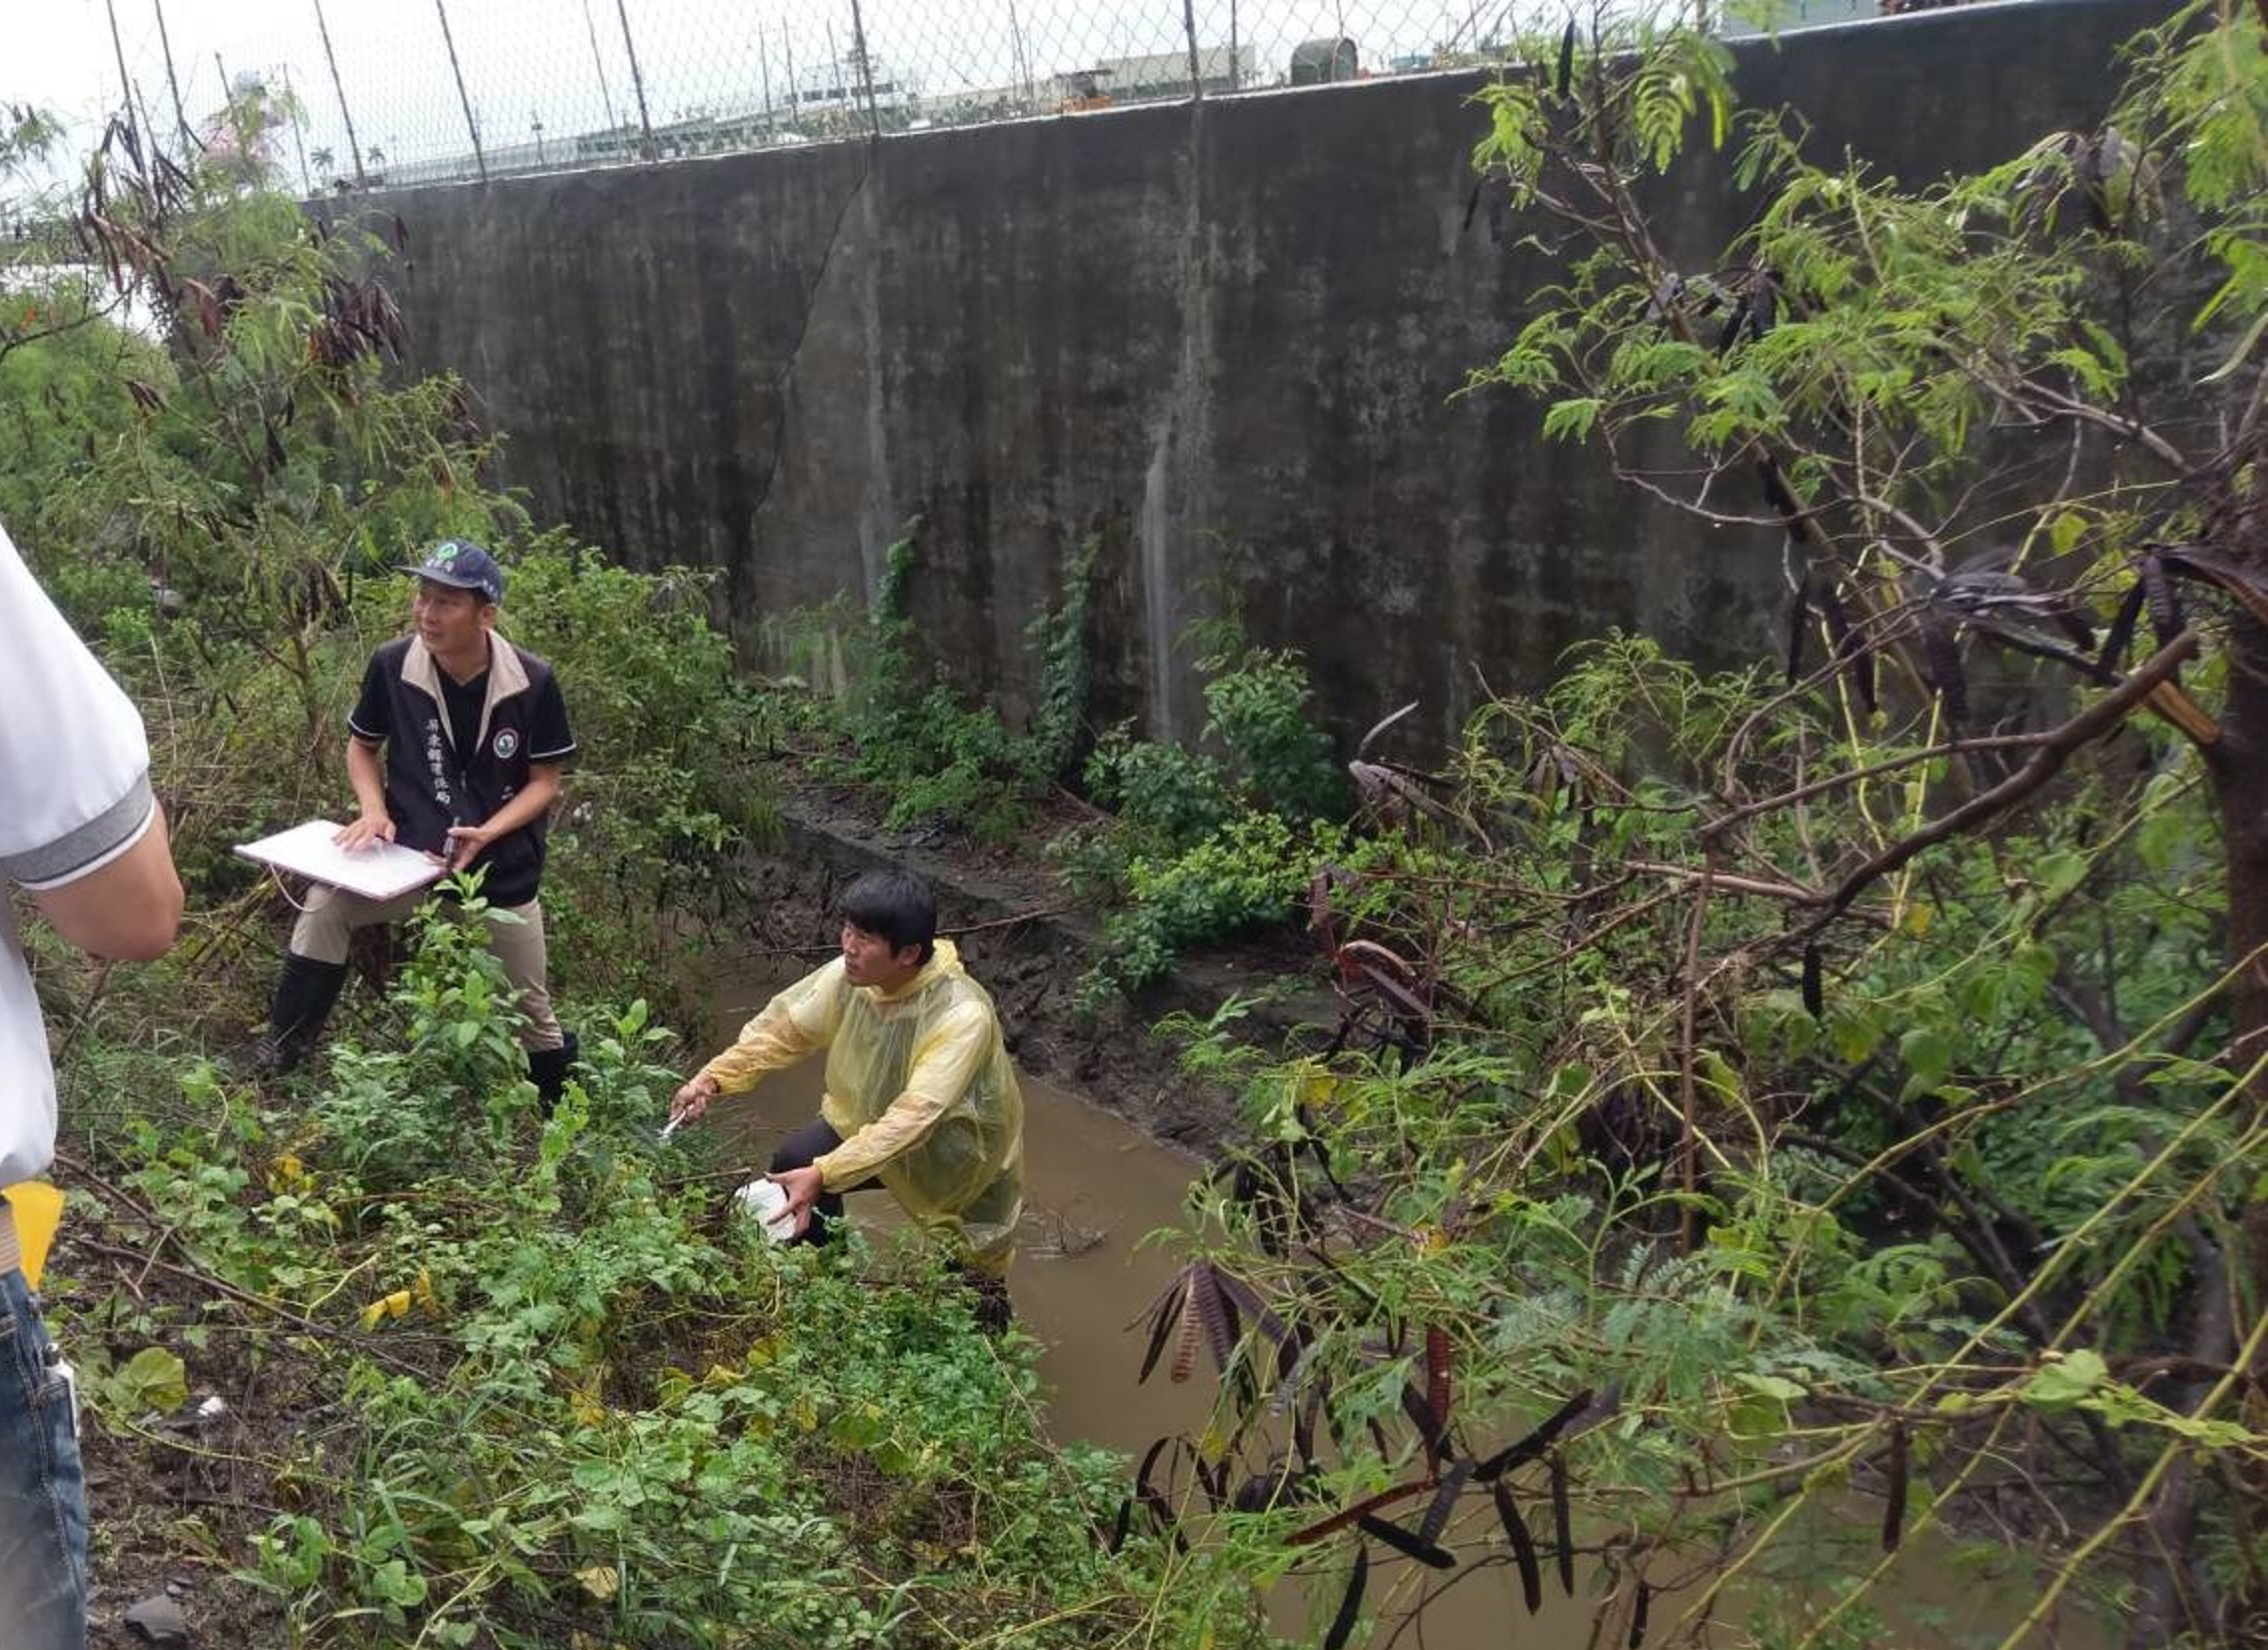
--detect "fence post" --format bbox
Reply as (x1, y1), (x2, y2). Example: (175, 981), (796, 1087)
(148, 0), (199, 156)
(611, 0), (659, 161)
(1007, 0), (1033, 113)
(783, 23), (801, 131)
(848, 0), (881, 140)
(100, 0), (137, 138)
(580, 0), (621, 133)
(434, 0), (489, 182)
(311, 0), (369, 187)
(757, 25), (774, 137)
(1182, 0), (1205, 102)
(281, 63), (314, 196)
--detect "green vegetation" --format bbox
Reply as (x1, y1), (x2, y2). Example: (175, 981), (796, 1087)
(4, 91), (1263, 1650)
(72, 916), (1209, 1648)
(784, 530), (1358, 1002)
(1096, 7), (2268, 1649)
(19, 4), (2268, 1646)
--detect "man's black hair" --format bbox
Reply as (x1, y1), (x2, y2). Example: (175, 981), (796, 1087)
(838, 868), (937, 964)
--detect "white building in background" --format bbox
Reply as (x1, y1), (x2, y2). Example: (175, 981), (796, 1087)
(1083, 47), (1253, 100)
(784, 57), (913, 116)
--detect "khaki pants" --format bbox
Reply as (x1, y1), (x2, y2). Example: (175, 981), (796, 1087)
(289, 885), (564, 1051)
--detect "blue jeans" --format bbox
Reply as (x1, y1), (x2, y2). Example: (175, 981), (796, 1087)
(0, 1268), (86, 1650)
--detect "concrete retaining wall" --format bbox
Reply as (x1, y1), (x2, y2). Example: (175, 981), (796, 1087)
(354, 0), (2165, 748)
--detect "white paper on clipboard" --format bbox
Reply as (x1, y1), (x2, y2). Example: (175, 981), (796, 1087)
(236, 821), (448, 902)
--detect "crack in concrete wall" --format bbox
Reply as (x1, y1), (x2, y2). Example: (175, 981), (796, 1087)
(745, 151), (876, 545)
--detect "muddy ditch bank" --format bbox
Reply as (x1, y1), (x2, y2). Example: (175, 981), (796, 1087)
(691, 779), (1341, 1158)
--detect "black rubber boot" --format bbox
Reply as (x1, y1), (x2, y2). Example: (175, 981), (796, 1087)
(528, 1030), (578, 1114)
(254, 954), (349, 1075)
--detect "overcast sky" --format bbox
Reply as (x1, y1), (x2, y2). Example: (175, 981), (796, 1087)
(10, 0), (1496, 181)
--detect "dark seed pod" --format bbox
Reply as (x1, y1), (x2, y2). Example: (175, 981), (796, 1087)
(1758, 458), (1804, 535)
(2097, 579), (2145, 674)
(1477, 1388), (1597, 1481)
(1630, 1580), (1653, 1647)
(1552, 1455), (1576, 1596)
(1556, 21), (1578, 99)
(1920, 622), (1968, 725)
(1750, 272), (1779, 337)
(2142, 554), (2183, 649)
(1420, 1462), (1472, 1549)
(1817, 585), (1877, 713)
(1801, 943), (1824, 1018)
(1715, 298), (1749, 356)
(1357, 1513), (1456, 1569)
(1402, 1383), (1447, 1473)
(1323, 1543), (1369, 1650)
(1784, 579), (1811, 684)
(1492, 1480), (1544, 1612)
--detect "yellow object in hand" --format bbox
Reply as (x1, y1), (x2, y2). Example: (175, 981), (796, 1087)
(3, 1181), (64, 1289)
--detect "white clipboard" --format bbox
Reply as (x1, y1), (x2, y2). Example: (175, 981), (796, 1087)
(236, 820), (448, 902)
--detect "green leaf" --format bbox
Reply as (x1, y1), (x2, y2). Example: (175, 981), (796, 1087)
(2199, 304), (2268, 386)
(1542, 398), (1603, 442)
(1898, 1026), (1953, 1095)
(1735, 1372), (1806, 1401)
(2031, 849), (2089, 900)
(1828, 1003), (1884, 1064)
(107, 1345), (189, 1415)
(2021, 1349), (2107, 1411)
(367, 1557), (429, 1607)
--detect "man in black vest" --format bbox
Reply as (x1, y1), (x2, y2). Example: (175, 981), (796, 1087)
(257, 541), (578, 1101)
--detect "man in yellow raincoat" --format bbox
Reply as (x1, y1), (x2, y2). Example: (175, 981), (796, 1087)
(670, 869), (1025, 1298)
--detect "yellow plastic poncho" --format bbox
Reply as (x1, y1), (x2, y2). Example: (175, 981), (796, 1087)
(698, 939), (1024, 1271)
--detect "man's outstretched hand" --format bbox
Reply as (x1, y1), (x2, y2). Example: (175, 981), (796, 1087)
(670, 1073), (721, 1124)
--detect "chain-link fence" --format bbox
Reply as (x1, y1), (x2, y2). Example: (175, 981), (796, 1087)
(30, 0), (1911, 195)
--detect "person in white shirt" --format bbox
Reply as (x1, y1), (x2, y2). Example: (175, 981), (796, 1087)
(0, 522), (183, 1650)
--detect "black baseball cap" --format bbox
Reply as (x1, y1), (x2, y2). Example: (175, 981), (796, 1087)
(400, 539), (505, 604)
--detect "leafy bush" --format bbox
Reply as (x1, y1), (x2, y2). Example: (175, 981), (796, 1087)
(836, 530), (1102, 841)
(314, 887), (537, 1188)
(1200, 646), (1348, 823)
(1083, 728), (1238, 851)
(1023, 534), (1101, 785)
(1079, 814), (1353, 1009)
(69, 905), (1255, 1650)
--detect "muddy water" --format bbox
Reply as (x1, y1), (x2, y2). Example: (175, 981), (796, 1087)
(697, 964), (2107, 1650)
(694, 963), (1593, 1645)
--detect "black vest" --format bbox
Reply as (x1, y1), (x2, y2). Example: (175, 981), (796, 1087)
(370, 636), (559, 907)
